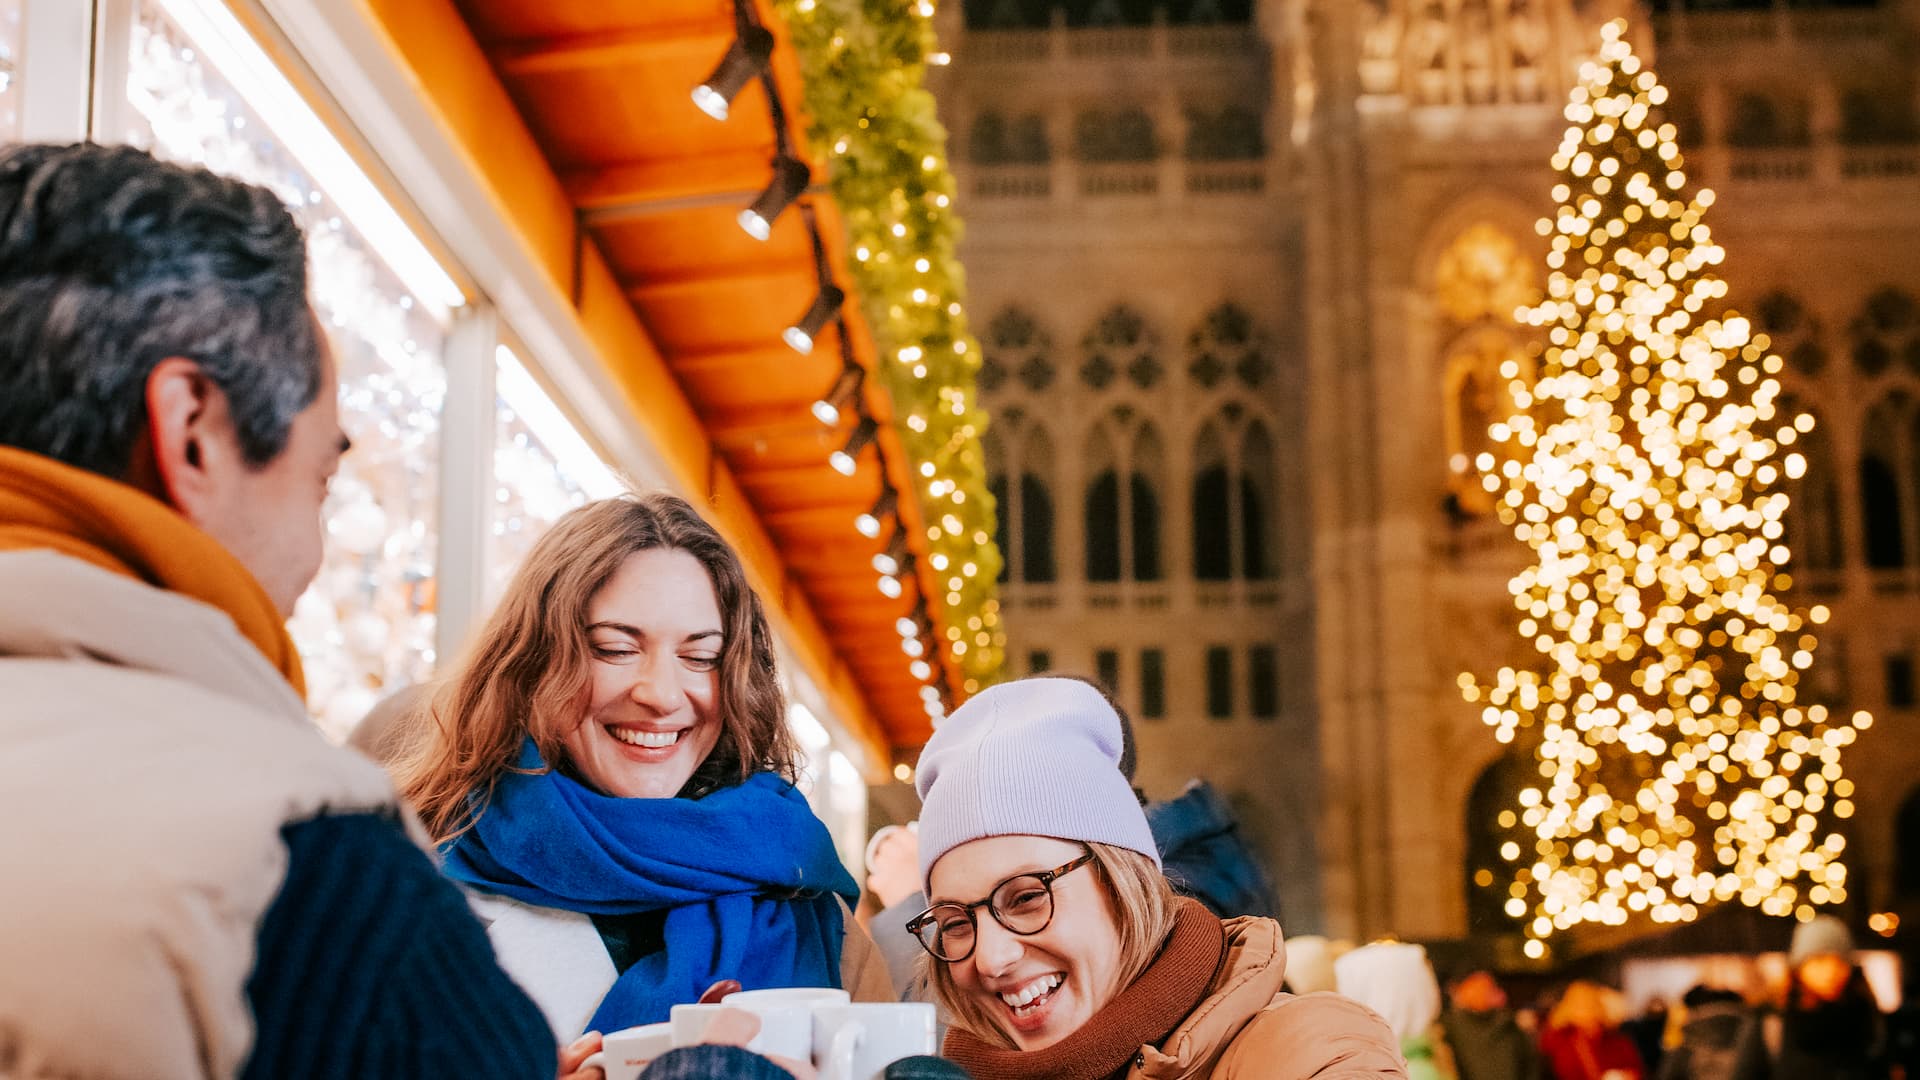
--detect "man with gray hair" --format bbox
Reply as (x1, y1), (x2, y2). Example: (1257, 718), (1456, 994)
(0, 143), (556, 1078)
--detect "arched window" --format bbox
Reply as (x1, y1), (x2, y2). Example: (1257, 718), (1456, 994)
(1863, 457), (1905, 568)
(1442, 331), (1529, 518)
(1429, 223), (1539, 519)
(1841, 89), (1917, 146)
(1242, 422), (1276, 579)
(1086, 474), (1121, 581)
(1861, 397), (1908, 569)
(1131, 425), (1164, 582)
(971, 113), (1009, 165)
(1799, 423), (1842, 572)
(990, 488), (1014, 586)
(1021, 427), (1058, 583)
(1193, 423), (1232, 581)
(1909, 407), (1920, 565)
(1129, 476), (1161, 580)
(1777, 400), (1841, 574)
(986, 428), (1010, 583)
(1898, 784), (1920, 898)
(1085, 425), (1121, 582)
(1465, 756), (1530, 934)
(1021, 474), (1056, 583)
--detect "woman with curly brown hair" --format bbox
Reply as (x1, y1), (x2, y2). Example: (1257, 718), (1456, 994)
(390, 493), (889, 1044)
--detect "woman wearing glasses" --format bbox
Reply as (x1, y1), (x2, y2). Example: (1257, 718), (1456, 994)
(907, 677), (1406, 1078)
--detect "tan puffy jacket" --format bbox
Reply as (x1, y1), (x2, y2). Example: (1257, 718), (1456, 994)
(1131, 916), (1408, 1079)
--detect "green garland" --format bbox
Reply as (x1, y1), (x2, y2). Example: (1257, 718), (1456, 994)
(775, 0), (1005, 695)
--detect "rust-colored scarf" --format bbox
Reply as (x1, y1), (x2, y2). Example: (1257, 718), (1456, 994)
(0, 445), (306, 696)
(944, 898), (1227, 1080)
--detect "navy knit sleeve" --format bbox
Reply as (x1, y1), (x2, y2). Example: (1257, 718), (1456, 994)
(243, 812), (557, 1080)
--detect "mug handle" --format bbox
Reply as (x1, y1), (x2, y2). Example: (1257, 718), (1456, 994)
(827, 1021), (865, 1080)
(582, 1051), (605, 1070)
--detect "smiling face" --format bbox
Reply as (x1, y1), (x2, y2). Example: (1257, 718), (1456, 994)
(928, 834), (1126, 1050)
(559, 546), (726, 799)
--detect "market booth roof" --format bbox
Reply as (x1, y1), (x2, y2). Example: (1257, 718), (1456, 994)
(359, 0), (958, 761)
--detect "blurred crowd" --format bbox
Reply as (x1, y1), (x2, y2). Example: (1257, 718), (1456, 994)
(1226, 914), (1917, 1080)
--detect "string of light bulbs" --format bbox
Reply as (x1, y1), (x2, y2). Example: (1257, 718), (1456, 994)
(693, 0), (956, 719)
(769, 0), (1008, 696)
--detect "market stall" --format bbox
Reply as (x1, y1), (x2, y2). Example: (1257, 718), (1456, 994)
(3, 0), (1001, 866)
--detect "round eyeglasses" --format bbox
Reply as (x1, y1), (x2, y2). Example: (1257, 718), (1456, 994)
(905, 850), (1095, 963)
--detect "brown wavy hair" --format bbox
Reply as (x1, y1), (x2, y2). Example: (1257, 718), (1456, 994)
(923, 844), (1179, 1049)
(392, 493), (798, 842)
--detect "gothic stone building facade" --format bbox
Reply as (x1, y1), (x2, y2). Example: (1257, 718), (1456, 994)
(932, 0), (1920, 952)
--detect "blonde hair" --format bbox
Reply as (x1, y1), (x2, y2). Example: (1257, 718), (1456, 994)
(391, 494), (797, 842)
(926, 844), (1178, 1049)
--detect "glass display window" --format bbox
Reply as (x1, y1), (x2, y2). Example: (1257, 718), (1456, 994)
(0, 0), (21, 139)
(123, 0), (456, 738)
(490, 345), (626, 601)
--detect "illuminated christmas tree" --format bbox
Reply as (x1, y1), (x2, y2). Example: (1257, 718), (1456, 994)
(1462, 20), (1873, 958)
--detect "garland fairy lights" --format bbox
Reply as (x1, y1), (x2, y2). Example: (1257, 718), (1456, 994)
(773, 0), (1006, 694)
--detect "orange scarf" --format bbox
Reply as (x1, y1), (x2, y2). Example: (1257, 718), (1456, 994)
(0, 445), (307, 696)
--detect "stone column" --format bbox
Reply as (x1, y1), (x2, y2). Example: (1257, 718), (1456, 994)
(1306, 0), (1391, 942)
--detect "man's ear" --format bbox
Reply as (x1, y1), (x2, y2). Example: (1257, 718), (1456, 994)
(144, 356), (238, 520)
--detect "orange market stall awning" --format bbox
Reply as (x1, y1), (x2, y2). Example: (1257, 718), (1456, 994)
(355, 0), (957, 760)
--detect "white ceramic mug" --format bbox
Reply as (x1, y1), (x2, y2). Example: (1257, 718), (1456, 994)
(811, 1002), (938, 1080)
(722, 987), (852, 1010)
(670, 1000), (814, 1062)
(581, 1022), (674, 1080)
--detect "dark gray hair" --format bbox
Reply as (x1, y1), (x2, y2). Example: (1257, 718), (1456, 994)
(0, 142), (321, 477)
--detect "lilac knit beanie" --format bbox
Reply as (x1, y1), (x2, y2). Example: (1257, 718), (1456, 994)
(914, 677), (1160, 888)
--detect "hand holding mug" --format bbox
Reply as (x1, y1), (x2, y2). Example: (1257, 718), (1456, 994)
(672, 1008), (817, 1079)
(664, 990), (935, 1080)
(558, 1030), (605, 1080)
(579, 1024), (674, 1080)
(571, 977), (745, 1080)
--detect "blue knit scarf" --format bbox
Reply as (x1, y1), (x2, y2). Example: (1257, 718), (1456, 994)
(441, 740), (859, 1030)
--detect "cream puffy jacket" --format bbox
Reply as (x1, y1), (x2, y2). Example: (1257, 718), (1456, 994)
(0, 552), (401, 1078)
